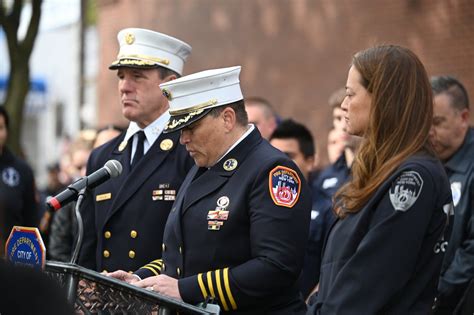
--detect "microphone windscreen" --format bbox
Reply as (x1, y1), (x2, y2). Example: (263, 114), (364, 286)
(104, 160), (123, 178)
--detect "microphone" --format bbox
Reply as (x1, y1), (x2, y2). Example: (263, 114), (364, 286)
(47, 160), (123, 211)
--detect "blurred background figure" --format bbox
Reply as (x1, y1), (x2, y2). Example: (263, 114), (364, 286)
(430, 75), (474, 315)
(48, 130), (96, 262)
(312, 88), (354, 221)
(93, 124), (123, 148)
(269, 119), (315, 180)
(245, 96), (279, 140)
(0, 107), (38, 254)
(327, 128), (347, 164)
(38, 162), (65, 250)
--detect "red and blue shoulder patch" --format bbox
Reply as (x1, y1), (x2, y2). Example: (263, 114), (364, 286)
(269, 166), (301, 208)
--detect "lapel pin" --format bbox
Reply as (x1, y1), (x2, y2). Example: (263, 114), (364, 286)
(223, 158), (238, 171)
(160, 139), (174, 151)
(118, 140), (128, 152)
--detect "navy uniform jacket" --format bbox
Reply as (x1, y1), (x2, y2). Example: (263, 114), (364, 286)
(0, 148), (38, 240)
(438, 128), (474, 305)
(78, 130), (193, 272)
(310, 154), (451, 315)
(137, 128), (312, 314)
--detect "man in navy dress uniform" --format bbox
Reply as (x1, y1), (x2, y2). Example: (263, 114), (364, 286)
(430, 76), (474, 314)
(78, 28), (194, 273)
(108, 66), (312, 314)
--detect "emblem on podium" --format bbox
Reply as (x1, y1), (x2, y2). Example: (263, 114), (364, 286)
(5, 226), (46, 269)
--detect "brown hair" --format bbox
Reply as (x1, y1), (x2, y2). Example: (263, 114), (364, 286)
(335, 45), (434, 218)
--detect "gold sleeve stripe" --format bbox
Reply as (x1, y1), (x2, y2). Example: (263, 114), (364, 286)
(223, 268), (237, 310)
(151, 259), (163, 265)
(149, 262), (163, 269)
(197, 273), (208, 299)
(142, 266), (159, 276)
(215, 269), (229, 311)
(206, 271), (216, 298)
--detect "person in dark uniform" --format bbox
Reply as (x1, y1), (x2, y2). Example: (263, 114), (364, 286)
(78, 28), (194, 273)
(307, 45), (452, 314)
(0, 106), (38, 254)
(430, 76), (474, 315)
(109, 66), (312, 314)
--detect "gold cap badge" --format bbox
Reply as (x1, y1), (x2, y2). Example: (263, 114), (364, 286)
(125, 32), (135, 45)
(223, 158), (238, 171)
(162, 88), (172, 101)
(118, 140), (128, 152)
(160, 139), (174, 151)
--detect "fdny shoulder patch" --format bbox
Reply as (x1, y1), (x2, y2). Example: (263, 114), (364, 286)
(269, 166), (301, 208)
(389, 171), (423, 212)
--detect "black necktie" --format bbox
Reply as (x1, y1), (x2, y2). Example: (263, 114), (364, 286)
(192, 167), (207, 182)
(131, 131), (146, 169)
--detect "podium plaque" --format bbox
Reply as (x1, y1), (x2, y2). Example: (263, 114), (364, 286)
(5, 226), (46, 269)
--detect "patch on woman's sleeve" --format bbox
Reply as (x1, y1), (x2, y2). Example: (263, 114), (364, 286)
(389, 171), (424, 211)
(269, 166), (301, 208)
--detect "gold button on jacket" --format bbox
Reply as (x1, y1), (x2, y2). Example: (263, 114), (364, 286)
(103, 250), (110, 258)
(129, 250), (136, 259)
(104, 231), (111, 239)
(130, 230), (138, 238)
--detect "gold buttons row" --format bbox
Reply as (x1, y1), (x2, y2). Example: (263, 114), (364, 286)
(104, 230), (138, 239)
(102, 250), (136, 259)
(161, 243), (183, 255)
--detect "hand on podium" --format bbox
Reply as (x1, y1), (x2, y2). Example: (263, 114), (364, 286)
(104, 270), (140, 284)
(135, 275), (182, 301)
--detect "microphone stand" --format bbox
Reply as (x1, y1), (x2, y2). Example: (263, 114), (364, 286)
(65, 188), (87, 303)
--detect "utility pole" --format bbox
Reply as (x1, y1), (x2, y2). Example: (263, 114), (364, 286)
(78, 0), (87, 129)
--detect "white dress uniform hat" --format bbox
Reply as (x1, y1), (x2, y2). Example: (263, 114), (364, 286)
(109, 28), (192, 76)
(161, 66), (243, 133)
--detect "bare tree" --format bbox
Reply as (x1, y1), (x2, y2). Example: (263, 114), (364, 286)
(0, 0), (42, 155)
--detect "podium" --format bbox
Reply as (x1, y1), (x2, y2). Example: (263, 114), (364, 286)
(45, 261), (218, 314)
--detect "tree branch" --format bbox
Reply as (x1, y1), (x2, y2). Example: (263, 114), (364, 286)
(22, 0), (42, 56)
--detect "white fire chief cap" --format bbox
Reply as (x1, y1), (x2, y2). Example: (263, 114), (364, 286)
(109, 28), (192, 76)
(161, 66), (243, 133)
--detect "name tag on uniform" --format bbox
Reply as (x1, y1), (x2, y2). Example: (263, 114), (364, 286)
(96, 193), (112, 202)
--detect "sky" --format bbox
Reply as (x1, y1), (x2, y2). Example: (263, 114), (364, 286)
(18, 0), (80, 35)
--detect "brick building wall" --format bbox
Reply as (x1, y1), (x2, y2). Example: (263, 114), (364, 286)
(96, 0), (474, 166)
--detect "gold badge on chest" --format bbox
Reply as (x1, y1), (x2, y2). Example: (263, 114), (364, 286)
(118, 140), (128, 152)
(160, 139), (174, 151)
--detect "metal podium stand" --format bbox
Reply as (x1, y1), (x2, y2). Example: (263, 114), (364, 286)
(45, 261), (217, 315)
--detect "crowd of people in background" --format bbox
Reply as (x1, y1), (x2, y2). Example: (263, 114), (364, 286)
(0, 27), (473, 315)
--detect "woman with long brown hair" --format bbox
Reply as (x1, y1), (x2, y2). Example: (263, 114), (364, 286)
(308, 45), (452, 314)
